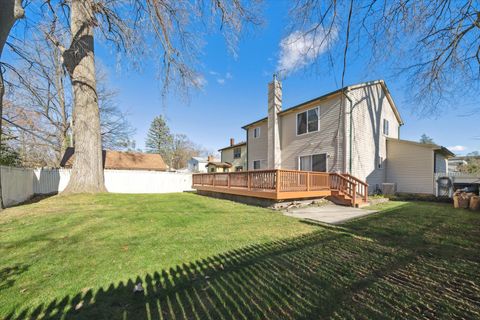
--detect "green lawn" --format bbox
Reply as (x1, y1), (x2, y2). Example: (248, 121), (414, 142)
(1, 194), (479, 319)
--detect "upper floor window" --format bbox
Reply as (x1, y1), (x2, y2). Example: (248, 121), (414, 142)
(253, 127), (261, 138)
(233, 147), (241, 159)
(383, 119), (389, 136)
(297, 107), (319, 135)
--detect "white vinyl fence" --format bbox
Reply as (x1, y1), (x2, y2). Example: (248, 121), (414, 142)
(1, 166), (193, 208)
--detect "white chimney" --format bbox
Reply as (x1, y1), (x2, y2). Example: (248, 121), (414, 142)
(267, 74), (282, 169)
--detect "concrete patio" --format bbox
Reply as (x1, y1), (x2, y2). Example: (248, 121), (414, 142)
(283, 204), (378, 224)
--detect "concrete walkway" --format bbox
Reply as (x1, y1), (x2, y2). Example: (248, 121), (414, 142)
(283, 205), (377, 224)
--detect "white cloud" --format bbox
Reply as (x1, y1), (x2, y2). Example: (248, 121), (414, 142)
(448, 145), (467, 152)
(277, 27), (337, 75)
(217, 78), (225, 85)
(225, 72), (232, 79)
(209, 71), (219, 76)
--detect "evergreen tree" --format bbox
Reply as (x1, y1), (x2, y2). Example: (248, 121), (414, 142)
(145, 116), (173, 167)
(419, 134), (435, 144)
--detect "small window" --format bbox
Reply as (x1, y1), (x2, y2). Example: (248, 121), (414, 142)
(377, 156), (383, 169)
(383, 119), (389, 136)
(209, 167), (215, 172)
(297, 107), (319, 135)
(253, 160), (261, 170)
(233, 147), (241, 159)
(235, 166), (243, 172)
(253, 127), (261, 138)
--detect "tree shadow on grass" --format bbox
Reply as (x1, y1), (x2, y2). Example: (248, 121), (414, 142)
(5, 203), (480, 319)
(0, 264), (29, 291)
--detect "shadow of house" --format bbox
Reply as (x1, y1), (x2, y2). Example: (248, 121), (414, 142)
(5, 202), (479, 319)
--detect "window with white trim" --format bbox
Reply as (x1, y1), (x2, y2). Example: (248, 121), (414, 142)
(253, 127), (261, 138)
(233, 147), (241, 159)
(253, 160), (261, 170)
(383, 119), (389, 136)
(298, 154), (327, 172)
(297, 107), (319, 135)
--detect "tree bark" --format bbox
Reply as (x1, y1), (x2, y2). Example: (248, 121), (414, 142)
(0, 0), (24, 209)
(62, 0), (106, 193)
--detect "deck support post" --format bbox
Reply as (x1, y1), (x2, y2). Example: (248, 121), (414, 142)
(306, 172), (310, 191)
(227, 173), (231, 188)
(247, 172), (251, 190)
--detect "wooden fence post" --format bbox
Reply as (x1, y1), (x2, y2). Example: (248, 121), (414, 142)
(306, 172), (310, 191)
(248, 172), (251, 190)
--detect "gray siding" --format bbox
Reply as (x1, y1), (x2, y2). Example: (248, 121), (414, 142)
(280, 97), (345, 172)
(386, 140), (435, 194)
(247, 121), (268, 170)
(346, 83), (400, 189)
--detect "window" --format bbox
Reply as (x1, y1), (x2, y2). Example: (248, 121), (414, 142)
(235, 166), (243, 172)
(297, 107), (319, 135)
(377, 156), (383, 169)
(233, 147), (241, 159)
(253, 160), (261, 170)
(383, 119), (389, 136)
(209, 167), (215, 173)
(253, 127), (261, 138)
(298, 154), (327, 172)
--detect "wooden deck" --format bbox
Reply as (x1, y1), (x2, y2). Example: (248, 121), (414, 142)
(192, 170), (368, 206)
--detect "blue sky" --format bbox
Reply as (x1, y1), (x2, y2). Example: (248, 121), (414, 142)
(54, 2), (480, 155)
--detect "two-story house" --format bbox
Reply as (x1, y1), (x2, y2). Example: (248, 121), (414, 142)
(241, 76), (453, 195)
(218, 139), (247, 171)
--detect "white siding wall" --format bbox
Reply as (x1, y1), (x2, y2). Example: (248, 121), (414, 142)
(280, 97), (345, 172)
(346, 83), (400, 190)
(247, 121), (268, 170)
(386, 140), (435, 194)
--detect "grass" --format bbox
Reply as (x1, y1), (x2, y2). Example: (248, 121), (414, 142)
(1, 194), (479, 319)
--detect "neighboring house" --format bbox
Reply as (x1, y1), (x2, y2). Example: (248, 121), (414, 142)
(60, 147), (169, 171)
(238, 77), (453, 195)
(187, 157), (209, 173)
(219, 139), (247, 172)
(205, 155), (232, 173)
(448, 156), (469, 172)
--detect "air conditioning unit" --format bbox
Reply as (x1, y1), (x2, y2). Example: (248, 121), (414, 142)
(382, 183), (396, 195)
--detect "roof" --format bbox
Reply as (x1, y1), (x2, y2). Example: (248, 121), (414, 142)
(386, 138), (455, 158)
(60, 147), (169, 171)
(218, 141), (247, 152)
(242, 80), (403, 129)
(205, 161), (232, 168)
(191, 157), (208, 162)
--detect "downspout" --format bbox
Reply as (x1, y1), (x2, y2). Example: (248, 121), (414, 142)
(244, 127), (249, 170)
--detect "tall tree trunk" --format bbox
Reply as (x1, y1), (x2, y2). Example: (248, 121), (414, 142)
(62, 0), (106, 193)
(0, 0), (24, 209)
(53, 45), (69, 164)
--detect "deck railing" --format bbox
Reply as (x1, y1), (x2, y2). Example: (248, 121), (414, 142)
(192, 169), (368, 203)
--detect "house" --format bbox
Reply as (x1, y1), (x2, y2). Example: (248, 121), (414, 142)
(205, 155), (232, 173)
(187, 157), (209, 173)
(448, 157), (467, 172)
(218, 139), (247, 171)
(60, 147), (169, 171)
(240, 77), (453, 195)
(193, 77), (454, 207)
